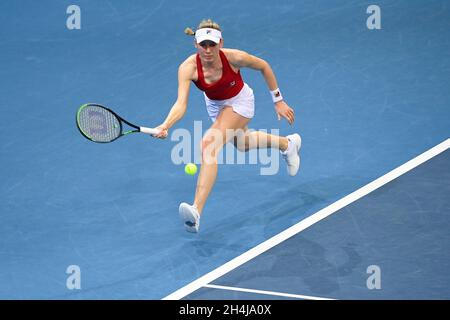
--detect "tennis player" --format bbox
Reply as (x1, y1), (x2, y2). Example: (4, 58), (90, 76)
(154, 19), (301, 233)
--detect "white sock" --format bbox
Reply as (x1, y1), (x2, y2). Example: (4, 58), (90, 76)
(280, 138), (292, 155)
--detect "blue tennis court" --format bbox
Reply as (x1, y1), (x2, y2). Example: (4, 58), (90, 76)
(179, 142), (450, 300)
(0, 0), (449, 300)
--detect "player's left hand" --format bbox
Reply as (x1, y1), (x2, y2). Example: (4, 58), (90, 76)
(274, 101), (295, 125)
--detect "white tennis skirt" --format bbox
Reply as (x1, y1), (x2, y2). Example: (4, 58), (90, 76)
(204, 83), (255, 122)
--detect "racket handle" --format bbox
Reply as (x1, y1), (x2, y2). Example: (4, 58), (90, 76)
(140, 126), (160, 135)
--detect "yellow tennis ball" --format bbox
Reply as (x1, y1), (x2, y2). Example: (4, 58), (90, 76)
(184, 163), (197, 176)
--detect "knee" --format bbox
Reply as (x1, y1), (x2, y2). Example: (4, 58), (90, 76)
(233, 137), (249, 152)
(233, 136), (249, 152)
(200, 137), (219, 163)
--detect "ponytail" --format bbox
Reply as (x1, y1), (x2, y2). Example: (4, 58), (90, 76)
(184, 27), (195, 36)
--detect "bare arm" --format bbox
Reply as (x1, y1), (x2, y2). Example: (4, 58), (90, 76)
(228, 49), (279, 91)
(154, 59), (194, 138)
(227, 49), (295, 125)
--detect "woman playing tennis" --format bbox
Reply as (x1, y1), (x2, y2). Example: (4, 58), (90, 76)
(154, 19), (301, 233)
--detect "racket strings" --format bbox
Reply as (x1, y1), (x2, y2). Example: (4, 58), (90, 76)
(78, 105), (121, 142)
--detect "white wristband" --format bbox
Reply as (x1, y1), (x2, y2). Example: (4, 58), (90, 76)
(270, 88), (283, 103)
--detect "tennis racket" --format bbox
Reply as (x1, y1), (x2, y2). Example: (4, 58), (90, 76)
(76, 103), (160, 143)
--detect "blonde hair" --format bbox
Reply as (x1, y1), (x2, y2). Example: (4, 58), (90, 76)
(184, 19), (221, 37)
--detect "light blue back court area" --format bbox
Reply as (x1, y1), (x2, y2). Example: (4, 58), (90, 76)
(0, 0), (449, 299)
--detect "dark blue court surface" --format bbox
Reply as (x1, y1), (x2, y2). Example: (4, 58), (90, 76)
(185, 148), (450, 300)
(0, 0), (449, 299)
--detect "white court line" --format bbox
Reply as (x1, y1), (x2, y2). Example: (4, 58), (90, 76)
(204, 284), (335, 300)
(163, 138), (450, 300)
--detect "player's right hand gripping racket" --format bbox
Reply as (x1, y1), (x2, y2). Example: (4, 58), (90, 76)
(76, 103), (160, 143)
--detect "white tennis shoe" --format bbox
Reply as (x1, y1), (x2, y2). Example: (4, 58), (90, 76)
(281, 133), (302, 176)
(179, 203), (200, 233)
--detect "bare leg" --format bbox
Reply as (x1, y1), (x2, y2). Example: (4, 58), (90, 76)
(193, 107), (250, 214)
(233, 127), (289, 152)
